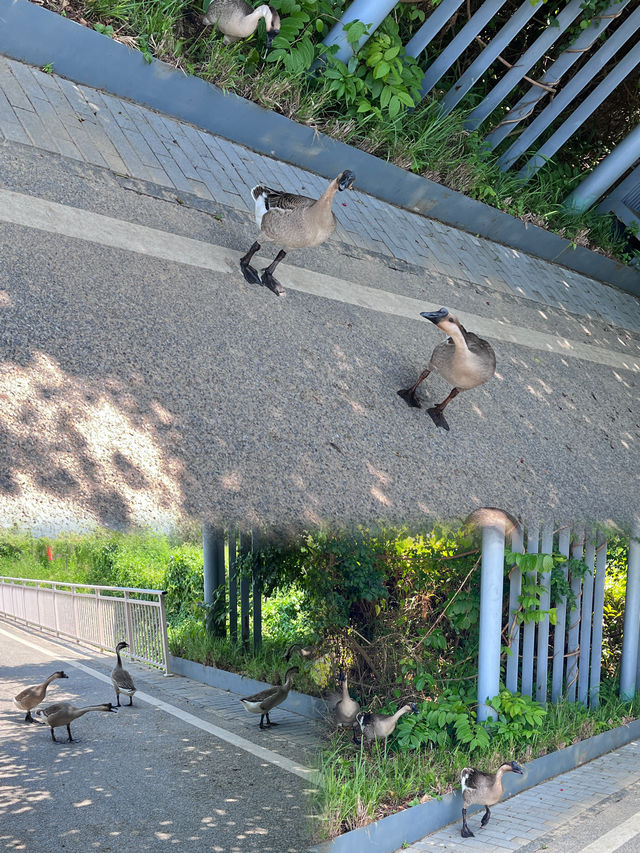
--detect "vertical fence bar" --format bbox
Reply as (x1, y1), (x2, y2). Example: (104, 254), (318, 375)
(72, 585), (80, 641)
(124, 590), (134, 651)
(252, 528), (262, 653)
(405, 0), (465, 59)
(577, 533), (596, 705)
(97, 588), (105, 648)
(589, 534), (608, 709)
(477, 518), (506, 722)
(621, 522), (640, 700)
(217, 530), (226, 638)
(240, 531), (251, 651)
(565, 528), (584, 703)
(551, 527), (571, 703)
(321, 0), (398, 64)
(228, 528), (238, 643)
(521, 523), (539, 698)
(203, 522), (217, 606)
(53, 583), (60, 636)
(536, 523), (554, 704)
(505, 524), (523, 693)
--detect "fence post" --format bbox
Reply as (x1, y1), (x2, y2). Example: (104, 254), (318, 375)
(521, 522), (539, 698)
(72, 584), (80, 641)
(321, 0), (398, 64)
(203, 523), (226, 637)
(252, 528), (262, 653)
(240, 531), (251, 650)
(536, 522), (554, 704)
(124, 590), (134, 651)
(477, 517), (506, 722)
(228, 528), (238, 643)
(589, 533), (608, 709)
(621, 523), (640, 701)
(505, 524), (523, 693)
(159, 591), (172, 675)
(551, 527), (571, 702)
(96, 587), (105, 649)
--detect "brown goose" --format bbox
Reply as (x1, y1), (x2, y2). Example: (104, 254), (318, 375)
(398, 308), (496, 431)
(111, 641), (137, 707)
(240, 170), (356, 296)
(240, 666), (298, 728)
(203, 0), (280, 46)
(13, 670), (68, 722)
(355, 703), (418, 745)
(460, 761), (523, 837)
(36, 702), (117, 742)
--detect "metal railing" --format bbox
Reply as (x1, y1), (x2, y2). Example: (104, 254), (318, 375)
(0, 576), (171, 673)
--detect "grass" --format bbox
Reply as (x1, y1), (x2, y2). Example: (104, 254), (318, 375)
(38, 0), (639, 265)
(314, 685), (640, 840)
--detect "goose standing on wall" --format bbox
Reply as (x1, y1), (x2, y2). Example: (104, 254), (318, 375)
(111, 641), (137, 707)
(203, 0), (281, 47)
(36, 702), (117, 743)
(13, 670), (68, 722)
(355, 703), (418, 746)
(240, 666), (298, 729)
(460, 761), (523, 837)
(240, 170), (356, 296)
(398, 308), (496, 431)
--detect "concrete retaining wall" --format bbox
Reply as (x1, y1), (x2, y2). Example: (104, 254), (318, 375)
(0, 0), (638, 296)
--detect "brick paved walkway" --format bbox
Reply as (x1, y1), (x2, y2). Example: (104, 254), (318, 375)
(402, 740), (640, 853)
(1, 55), (639, 333)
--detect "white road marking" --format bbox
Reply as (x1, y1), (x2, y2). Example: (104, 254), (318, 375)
(1, 187), (638, 373)
(0, 623), (314, 780)
(578, 810), (640, 853)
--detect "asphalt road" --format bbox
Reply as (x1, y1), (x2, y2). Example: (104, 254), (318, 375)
(0, 622), (314, 852)
(0, 140), (639, 531)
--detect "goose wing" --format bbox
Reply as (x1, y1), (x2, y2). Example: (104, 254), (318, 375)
(254, 185), (316, 213)
(39, 702), (70, 718)
(112, 667), (136, 691)
(460, 767), (485, 790)
(241, 685), (278, 705)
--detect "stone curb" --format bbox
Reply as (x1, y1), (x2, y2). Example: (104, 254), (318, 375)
(168, 654), (328, 720)
(0, 0), (638, 297)
(306, 717), (640, 853)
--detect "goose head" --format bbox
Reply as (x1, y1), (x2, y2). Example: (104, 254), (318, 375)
(337, 170), (356, 191)
(504, 760), (523, 774)
(102, 703), (118, 713)
(263, 6), (281, 47)
(53, 671), (69, 680)
(284, 666), (299, 683)
(410, 702), (419, 713)
(116, 641), (129, 653)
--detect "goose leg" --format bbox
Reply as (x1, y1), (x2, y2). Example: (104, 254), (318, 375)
(24, 710), (34, 723)
(67, 724), (74, 743)
(240, 241), (263, 286)
(398, 368), (431, 408)
(115, 692), (121, 708)
(428, 387), (460, 431)
(129, 695), (133, 707)
(259, 714), (268, 729)
(352, 727), (361, 745)
(480, 806), (491, 827)
(461, 808), (474, 838)
(261, 250), (286, 296)
(51, 728), (57, 743)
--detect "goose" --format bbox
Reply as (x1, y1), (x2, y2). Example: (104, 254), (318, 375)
(240, 666), (298, 728)
(203, 0), (281, 47)
(35, 702), (117, 743)
(111, 641), (137, 707)
(355, 703), (418, 745)
(239, 169), (356, 296)
(13, 670), (69, 722)
(332, 672), (360, 729)
(397, 308), (496, 431)
(460, 761), (523, 837)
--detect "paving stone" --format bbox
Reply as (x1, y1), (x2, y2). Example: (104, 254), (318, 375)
(0, 60), (34, 111)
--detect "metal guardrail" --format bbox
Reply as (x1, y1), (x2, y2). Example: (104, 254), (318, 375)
(0, 576), (171, 673)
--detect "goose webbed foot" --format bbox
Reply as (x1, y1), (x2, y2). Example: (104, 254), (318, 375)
(24, 712), (35, 723)
(480, 806), (491, 827)
(261, 269), (285, 297)
(461, 823), (474, 838)
(397, 388), (421, 408)
(427, 406), (450, 431)
(241, 261), (262, 286)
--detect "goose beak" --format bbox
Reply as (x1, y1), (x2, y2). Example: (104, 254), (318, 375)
(61, 673), (69, 679)
(108, 705), (118, 713)
(410, 703), (419, 713)
(420, 308), (449, 325)
(266, 29), (278, 48)
(511, 762), (524, 774)
(338, 170), (356, 191)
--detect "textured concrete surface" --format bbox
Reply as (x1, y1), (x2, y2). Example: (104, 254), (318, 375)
(0, 620), (320, 852)
(402, 741), (640, 853)
(0, 140), (639, 530)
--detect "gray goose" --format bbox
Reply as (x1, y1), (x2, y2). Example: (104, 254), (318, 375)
(13, 670), (68, 722)
(355, 703), (418, 746)
(203, 0), (280, 46)
(461, 761), (523, 837)
(332, 672), (360, 730)
(240, 666), (298, 728)
(111, 641), (137, 707)
(398, 308), (496, 431)
(240, 170), (356, 296)
(36, 702), (117, 742)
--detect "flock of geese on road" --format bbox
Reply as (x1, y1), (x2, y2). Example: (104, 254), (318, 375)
(12, 658), (522, 837)
(236, 169), (496, 431)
